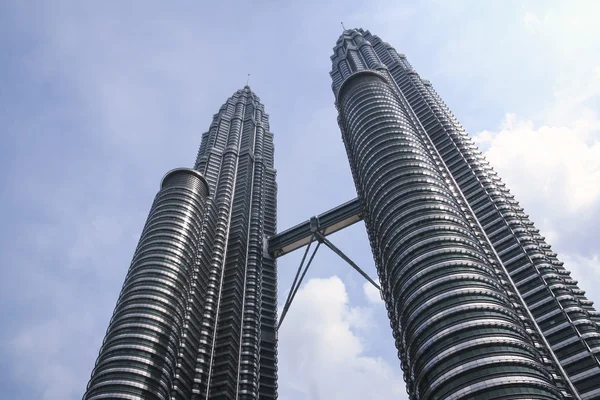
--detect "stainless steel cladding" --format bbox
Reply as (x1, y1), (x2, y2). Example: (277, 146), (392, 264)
(380, 46), (600, 399)
(331, 28), (599, 399)
(336, 69), (561, 400)
(84, 168), (210, 399)
(85, 86), (278, 400)
(193, 86), (278, 400)
(362, 27), (600, 399)
(84, 27), (600, 400)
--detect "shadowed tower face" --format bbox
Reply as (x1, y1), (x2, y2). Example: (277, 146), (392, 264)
(331, 29), (600, 399)
(84, 86), (278, 400)
(194, 86), (278, 400)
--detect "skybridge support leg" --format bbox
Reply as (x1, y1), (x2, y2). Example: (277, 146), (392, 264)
(313, 231), (381, 291)
(276, 217), (382, 331)
(277, 239), (321, 331)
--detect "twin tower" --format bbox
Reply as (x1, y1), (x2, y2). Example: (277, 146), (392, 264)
(84, 29), (600, 400)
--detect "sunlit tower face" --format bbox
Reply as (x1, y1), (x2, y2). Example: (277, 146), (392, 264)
(330, 28), (599, 399)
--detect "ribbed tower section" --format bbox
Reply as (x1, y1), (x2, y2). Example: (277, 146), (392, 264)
(346, 28), (600, 399)
(331, 29), (570, 399)
(85, 87), (277, 400)
(193, 86), (278, 400)
(84, 169), (211, 399)
(362, 31), (600, 398)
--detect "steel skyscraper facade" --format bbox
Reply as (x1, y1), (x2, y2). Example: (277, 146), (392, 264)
(84, 28), (600, 400)
(84, 86), (278, 400)
(330, 28), (600, 399)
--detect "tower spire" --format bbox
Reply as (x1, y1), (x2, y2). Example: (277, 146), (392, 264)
(246, 73), (251, 86)
(341, 21), (346, 31)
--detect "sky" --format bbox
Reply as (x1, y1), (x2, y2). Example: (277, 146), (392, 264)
(0, 1), (599, 399)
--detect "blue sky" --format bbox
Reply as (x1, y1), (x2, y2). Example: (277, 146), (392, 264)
(1, 1), (599, 399)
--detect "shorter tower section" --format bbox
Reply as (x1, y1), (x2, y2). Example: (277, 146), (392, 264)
(85, 86), (278, 400)
(84, 168), (210, 400)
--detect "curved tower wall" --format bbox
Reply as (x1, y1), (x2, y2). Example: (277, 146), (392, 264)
(365, 34), (600, 398)
(336, 68), (562, 399)
(85, 86), (278, 400)
(339, 28), (600, 399)
(328, 28), (600, 399)
(85, 168), (210, 400)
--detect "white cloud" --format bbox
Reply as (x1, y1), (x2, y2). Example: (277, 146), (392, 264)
(523, 11), (542, 30)
(560, 253), (600, 306)
(278, 276), (406, 399)
(471, 70), (600, 311)
(363, 282), (384, 305)
(474, 112), (600, 213)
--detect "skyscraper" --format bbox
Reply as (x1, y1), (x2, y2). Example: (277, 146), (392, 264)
(84, 86), (278, 400)
(330, 28), (600, 399)
(84, 28), (599, 400)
